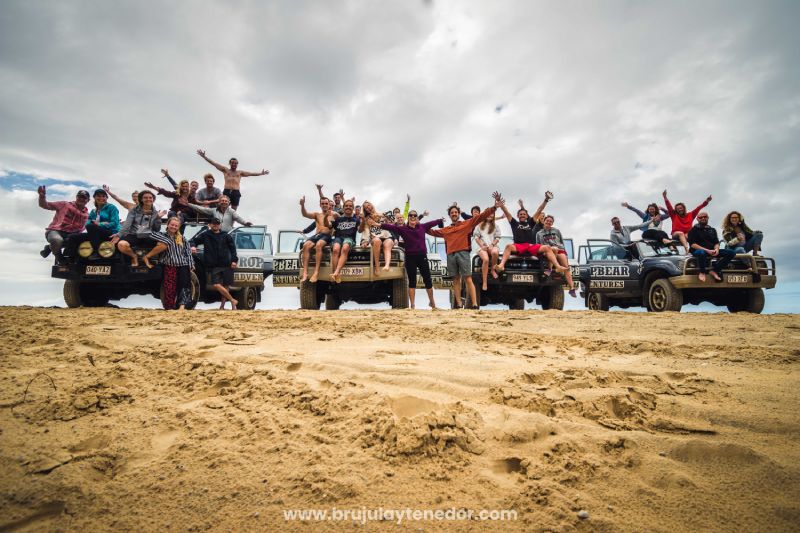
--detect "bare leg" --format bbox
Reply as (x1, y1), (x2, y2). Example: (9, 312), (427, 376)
(382, 239), (393, 271)
(371, 238), (381, 277)
(495, 244), (515, 272)
(556, 253), (574, 289)
(479, 249), (489, 290)
(300, 241), (314, 282)
(490, 247), (500, 278)
(117, 240), (139, 267)
(310, 240), (326, 282)
(426, 288), (436, 309)
(539, 245), (567, 272)
(465, 276), (478, 309)
(673, 232), (690, 254)
(332, 243), (350, 282)
(409, 287), (416, 309)
(214, 283), (237, 310)
(330, 243), (341, 280)
(143, 242), (167, 269)
(453, 275), (463, 308)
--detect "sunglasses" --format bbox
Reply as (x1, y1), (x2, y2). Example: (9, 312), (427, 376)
(408, 214), (418, 218)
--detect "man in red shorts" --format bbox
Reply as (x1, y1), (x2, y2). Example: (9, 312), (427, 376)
(493, 199), (565, 275)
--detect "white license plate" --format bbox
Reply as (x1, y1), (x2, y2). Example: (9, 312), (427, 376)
(725, 274), (750, 284)
(340, 267), (365, 276)
(511, 274), (535, 283)
(85, 265), (111, 276)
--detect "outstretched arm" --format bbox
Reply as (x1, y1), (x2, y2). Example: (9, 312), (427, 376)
(102, 185), (135, 211)
(622, 202), (646, 220)
(196, 149), (227, 172)
(499, 198), (513, 222)
(161, 169), (178, 189)
(240, 168), (269, 177)
(299, 197), (315, 220)
(662, 190), (675, 215)
(37, 186), (55, 210)
(532, 192), (550, 223)
(690, 195), (712, 218)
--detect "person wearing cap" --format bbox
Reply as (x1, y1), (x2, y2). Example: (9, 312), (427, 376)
(189, 217), (239, 309)
(37, 185), (90, 264)
(64, 188), (121, 258)
(185, 195), (252, 232)
(111, 190), (161, 267)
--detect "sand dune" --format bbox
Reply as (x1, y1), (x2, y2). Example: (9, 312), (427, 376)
(1, 308), (798, 531)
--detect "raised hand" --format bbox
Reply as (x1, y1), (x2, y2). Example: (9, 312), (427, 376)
(545, 190), (553, 200)
(422, 210), (429, 217)
(406, 193), (410, 203)
(261, 169), (269, 175)
(621, 202), (629, 208)
(37, 185), (46, 196)
(161, 168), (169, 176)
(315, 184), (323, 191)
(300, 196), (306, 206)
(517, 199), (524, 208)
(196, 149), (205, 157)
(102, 184), (111, 194)
(662, 189), (667, 197)
(144, 181), (157, 190)
(706, 195), (713, 203)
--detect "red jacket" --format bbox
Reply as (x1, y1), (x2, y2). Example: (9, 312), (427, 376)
(664, 197), (708, 234)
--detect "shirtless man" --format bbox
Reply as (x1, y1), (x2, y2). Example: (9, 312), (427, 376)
(196, 149), (269, 209)
(299, 196), (334, 283)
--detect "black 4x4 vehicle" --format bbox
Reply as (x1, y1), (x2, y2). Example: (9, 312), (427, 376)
(449, 236), (576, 310)
(272, 230), (410, 310)
(577, 239), (777, 313)
(51, 222), (273, 310)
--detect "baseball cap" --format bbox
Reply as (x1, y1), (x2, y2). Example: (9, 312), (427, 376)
(76, 189), (90, 198)
(210, 217), (222, 224)
(93, 188), (107, 197)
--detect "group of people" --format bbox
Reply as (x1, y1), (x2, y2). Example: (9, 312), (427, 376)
(610, 190), (764, 281)
(296, 186), (578, 310)
(37, 150), (268, 309)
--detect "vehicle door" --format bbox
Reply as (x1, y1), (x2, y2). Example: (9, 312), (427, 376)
(272, 230), (304, 287)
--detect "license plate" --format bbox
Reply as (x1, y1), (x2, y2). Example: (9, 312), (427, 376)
(85, 265), (111, 276)
(725, 274), (750, 284)
(511, 274), (534, 283)
(340, 267), (365, 276)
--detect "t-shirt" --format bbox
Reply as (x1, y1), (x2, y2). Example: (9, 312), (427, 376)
(333, 215), (359, 240)
(509, 218), (537, 244)
(536, 228), (565, 251)
(196, 187), (221, 203)
(687, 224), (720, 250)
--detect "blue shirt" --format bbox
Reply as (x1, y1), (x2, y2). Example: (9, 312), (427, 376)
(87, 203), (120, 233)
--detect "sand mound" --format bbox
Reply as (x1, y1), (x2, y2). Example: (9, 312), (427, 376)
(0, 308), (798, 531)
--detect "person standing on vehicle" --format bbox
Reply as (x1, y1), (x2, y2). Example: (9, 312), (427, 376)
(299, 196), (334, 283)
(112, 190), (162, 268)
(662, 189), (712, 253)
(536, 216), (577, 297)
(473, 215), (501, 291)
(329, 199), (360, 283)
(65, 189), (120, 258)
(196, 149), (269, 210)
(186, 195), (252, 232)
(145, 217), (195, 310)
(190, 217), (239, 309)
(37, 186), (90, 264)
(687, 212), (736, 282)
(427, 192), (502, 309)
(381, 210), (442, 309)
(722, 211), (763, 256)
(493, 199), (564, 277)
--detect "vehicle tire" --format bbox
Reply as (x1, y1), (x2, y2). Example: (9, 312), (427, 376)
(391, 275), (409, 309)
(539, 285), (565, 310)
(728, 288), (764, 314)
(300, 280), (321, 310)
(648, 278), (683, 312)
(586, 291), (610, 311)
(237, 286), (258, 310)
(160, 271), (201, 310)
(508, 297), (525, 310)
(325, 292), (342, 310)
(63, 280), (82, 308)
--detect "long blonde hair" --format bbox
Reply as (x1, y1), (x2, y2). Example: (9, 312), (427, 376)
(177, 180), (190, 197)
(167, 216), (184, 246)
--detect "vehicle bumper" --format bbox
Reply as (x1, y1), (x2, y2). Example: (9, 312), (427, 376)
(51, 263), (163, 283)
(669, 274), (776, 290)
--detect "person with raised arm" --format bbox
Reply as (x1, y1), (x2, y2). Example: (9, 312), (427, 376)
(687, 212), (736, 282)
(144, 173), (197, 229)
(329, 199), (360, 283)
(102, 184), (139, 212)
(37, 186), (90, 264)
(196, 149), (269, 209)
(426, 192), (502, 309)
(143, 216), (195, 310)
(381, 209), (442, 309)
(299, 195), (334, 283)
(186, 195), (252, 232)
(493, 198), (565, 276)
(315, 184), (345, 214)
(536, 215), (577, 297)
(359, 201), (395, 277)
(473, 212), (501, 291)
(189, 217), (239, 309)
(621, 201), (672, 244)
(722, 211), (763, 256)
(662, 189), (712, 253)
(195, 173), (222, 207)
(111, 190), (161, 267)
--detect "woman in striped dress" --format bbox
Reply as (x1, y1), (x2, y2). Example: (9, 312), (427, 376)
(143, 217), (195, 310)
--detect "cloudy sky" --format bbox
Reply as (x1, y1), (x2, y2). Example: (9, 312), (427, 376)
(1, 0), (798, 311)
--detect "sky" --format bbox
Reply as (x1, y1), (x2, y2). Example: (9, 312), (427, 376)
(0, 0), (798, 312)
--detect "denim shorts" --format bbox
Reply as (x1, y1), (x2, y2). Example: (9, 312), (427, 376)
(447, 250), (471, 277)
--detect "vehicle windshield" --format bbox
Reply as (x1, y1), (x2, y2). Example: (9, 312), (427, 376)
(230, 227), (264, 250)
(637, 241), (683, 258)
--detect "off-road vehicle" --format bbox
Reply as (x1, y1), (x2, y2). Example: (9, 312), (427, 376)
(577, 239), (776, 313)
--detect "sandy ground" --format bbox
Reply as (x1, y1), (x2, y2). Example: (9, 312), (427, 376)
(0, 308), (798, 532)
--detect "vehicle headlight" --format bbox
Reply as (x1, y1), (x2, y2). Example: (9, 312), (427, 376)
(78, 241), (93, 258)
(98, 241), (115, 258)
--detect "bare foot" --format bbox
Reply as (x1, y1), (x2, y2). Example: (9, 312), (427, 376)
(710, 271), (722, 282)
(482, 283), (488, 291)
(230, 298), (238, 310)
(491, 269), (499, 279)
(382, 265), (390, 271)
(310, 273), (318, 283)
(143, 256), (153, 269)
(373, 268), (380, 277)
(299, 272), (308, 283)
(410, 305), (415, 309)
(130, 257), (139, 268)
(219, 302), (226, 310)
(331, 272), (340, 283)
(429, 302), (437, 309)
(698, 273), (707, 282)
(493, 264), (504, 273)
(178, 305), (186, 310)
